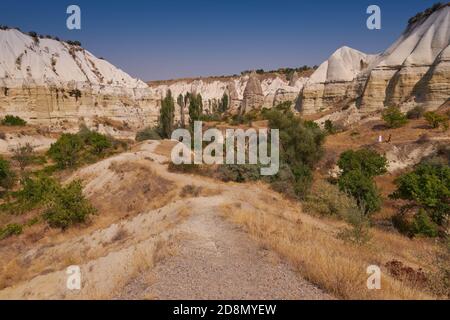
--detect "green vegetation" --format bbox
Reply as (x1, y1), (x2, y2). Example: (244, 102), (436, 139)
(159, 90), (175, 139)
(338, 149), (388, 178)
(43, 180), (96, 229)
(1, 115), (27, 126)
(391, 163), (449, 236)
(12, 143), (35, 172)
(135, 126), (161, 142)
(0, 157), (16, 194)
(336, 149), (387, 214)
(47, 126), (118, 169)
(218, 93), (229, 113)
(382, 106), (408, 128)
(188, 92), (203, 126)
(424, 111), (449, 130)
(0, 223), (23, 240)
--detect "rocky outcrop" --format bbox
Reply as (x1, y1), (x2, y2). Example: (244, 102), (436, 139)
(241, 72), (264, 113)
(297, 5), (450, 115)
(0, 28), (158, 129)
(296, 46), (376, 114)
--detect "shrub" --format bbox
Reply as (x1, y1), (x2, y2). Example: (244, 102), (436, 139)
(12, 143), (34, 171)
(411, 209), (439, 238)
(14, 174), (59, 211)
(78, 128), (112, 155)
(338, 169), (382, 214)
(391, 163), (449, 226)
(43, 180), (96, 229)
(304, 180), (360, 219)
(337, 149), (387, 177)
(324, 119), (336, 134)
(1, 115), (27, 126)
(407, 106), (425, 119)
(0, 157), (15, 192)
(135, 127), (161, 142)
(217, 164), (262, 183)
(47, 133), (83, 168)
(382, 106), (408, 128)
(0, 223), (23, 240)
(424, 111), (449, 130)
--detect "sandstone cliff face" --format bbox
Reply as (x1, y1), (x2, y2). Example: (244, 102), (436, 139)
(358, 6), (450, 113)
(296, 47), (376, 114)
(241, 72), (264, 113)
(297, 5), (450, 115)
(0, 28), (158, 129)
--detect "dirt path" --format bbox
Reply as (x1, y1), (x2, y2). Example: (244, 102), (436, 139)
(116, 141), (331, 300)
(0, 140), (331, 300)
(119, 195), (329, 300)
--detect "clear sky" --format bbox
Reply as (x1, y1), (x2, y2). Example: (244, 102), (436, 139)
(0, 0), (439, 81)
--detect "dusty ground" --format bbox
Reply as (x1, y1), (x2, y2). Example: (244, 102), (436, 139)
(0, 140), (330, 300)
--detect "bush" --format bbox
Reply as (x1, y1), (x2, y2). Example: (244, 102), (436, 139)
(391, 163), (449, 226)
(407, 106), (425, 119)
(304, 180), (360, 219)
(14, 174), (59, 211)
(47, 133), (83, 168)
(411, 209), (439, 237)
(1, 115), (27, 126)
(382, 106), (408, 128)
(42, 180), (96, 229)
(48, 128), (115, 169)
(0, 223), (23, 240)
(217, 164), (262, 183)
(12, 143), (34, 171)
(338, 149), (387, 177)
(424, 111), (449, 130)
(136, 127), (161, 142)
(338, 169), (382, 214)
(0, 157), (15, 192)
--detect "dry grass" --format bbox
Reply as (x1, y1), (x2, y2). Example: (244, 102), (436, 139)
(219, 190), (444, 300)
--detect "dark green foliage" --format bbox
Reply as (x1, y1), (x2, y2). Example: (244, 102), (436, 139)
(338, 149), (388, 177)
(217, 164), (262, 183)
(324, 120), (335, 134)
(0, 223), (23, 240)
(47, 133), (83, 168)
(135, 127), (161, 142)
(48, 128), (115, 169)
(188, 93), (203, 126)
(424, 111), (449, 130)
(159, 90), (175, 139)
(43, 180), (96, 230)
(391, 163), (449, 226)
(0, 157), (16, 192)
(218, 93), (229, 113)
(382, 106), (408, 128)
(1, 115), (27, 126)
(411, 209), (439, 238)
(338, 170), (382, 214)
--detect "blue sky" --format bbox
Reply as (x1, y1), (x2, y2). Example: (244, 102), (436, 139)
(0, 0), (438, 80)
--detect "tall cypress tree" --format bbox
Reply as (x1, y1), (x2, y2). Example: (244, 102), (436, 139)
(159, 90), (175, 139)
(188, 93), (203, 126)
(177, 93), (185, 128)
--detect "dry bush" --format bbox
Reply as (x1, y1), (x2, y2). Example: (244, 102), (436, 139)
(179, 184), (202, 198)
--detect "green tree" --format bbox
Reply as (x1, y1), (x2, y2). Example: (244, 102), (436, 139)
(338, 149), (388, 177)
(159, 90), (175, 139)
(0, 157), (15, 193)
(338, 169), (382, 214)
(219, 93), (229, 113)
(177, 93), (185, 128)
(47, 133), (83, 168)
(424, 111), (449, 130)
(382, 106), (408, 128)
(12, 143), (34, 172)
(391, 163), (449, 225)
(1, 115), (27, 126)
(188, 93), (203, 126)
